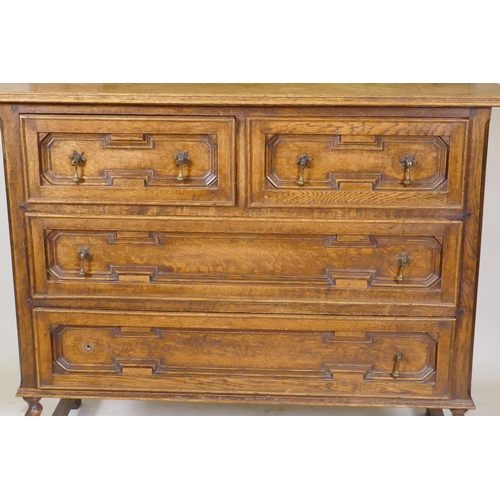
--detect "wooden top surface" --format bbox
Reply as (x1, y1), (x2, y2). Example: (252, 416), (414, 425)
(0, 83), (500, 106)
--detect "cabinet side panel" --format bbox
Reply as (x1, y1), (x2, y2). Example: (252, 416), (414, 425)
(0, 104), (37, 388)
(451, 108), (491, 401)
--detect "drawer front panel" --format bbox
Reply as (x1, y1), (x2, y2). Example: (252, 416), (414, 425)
(21, 114), (235, 205)
(29, 216), (462, 313)
(249, 117), (468, 209)
(34, 310), (453, 398)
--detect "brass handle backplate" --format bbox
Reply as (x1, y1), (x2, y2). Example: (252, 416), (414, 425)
(295, 154), (312, 186)
(76, 247), (91, 276)
(395, 251), (410, 283)
(70, 152), (86, 183)
(175, 151), (190, 182)
(392, 352), (403, 378)
(400, 154), (417, 187)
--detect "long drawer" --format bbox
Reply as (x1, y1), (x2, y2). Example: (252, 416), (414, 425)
(20, 114), (236, 205)
(28, 215), (462, 315)
(248, 117), (468, 210)
(34, 309), (454, 399)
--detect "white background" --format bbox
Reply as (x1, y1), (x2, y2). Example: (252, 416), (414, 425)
(0, 1), (499, 498)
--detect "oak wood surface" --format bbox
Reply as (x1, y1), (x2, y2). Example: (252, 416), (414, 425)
(35, 310), (453, 398)
(16, 388), (475, 411)
(21, 114), (235, 205)
(11, 104), (469, 221)
(0, 84), (494, 415)
(1, 105), (38, 391)
(1, 83), (500, 106)
(450, 108), (491, 402)
(26, 215), (461, 314)
(249, 117), (467, 209)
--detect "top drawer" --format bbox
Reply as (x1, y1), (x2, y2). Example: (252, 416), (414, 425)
(20, 114), (236, 206)
(248, 117), (468, 210)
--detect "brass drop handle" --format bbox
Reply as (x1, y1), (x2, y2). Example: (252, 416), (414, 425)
(76, 247), (91, 276)
(395, 251), (410, 283)
(175, 151), (189, 182)
(392, 352), (403, 378)
(295, 154), (312, 186)
(70, 152), (87, 183)
(400, 154), (417, 187)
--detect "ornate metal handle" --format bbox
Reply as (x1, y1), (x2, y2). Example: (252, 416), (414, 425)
(76, 247), (91, 276)
(295, 154), (312, 186)
(395, 251), (410, 283)
(392, 352), (403, 378)
(175, 151), (189, 182)
(70, 152), (86, 183)
(400, 154), (417, 187)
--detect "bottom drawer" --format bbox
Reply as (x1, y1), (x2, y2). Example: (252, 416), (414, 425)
(34, 309), (454, 399)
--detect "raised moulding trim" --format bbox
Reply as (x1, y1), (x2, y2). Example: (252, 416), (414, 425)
(39, 133), (219, 188)
(265, 134), (449, 191)
(50, 326), (438, 383)
(44, 231), (443, 290)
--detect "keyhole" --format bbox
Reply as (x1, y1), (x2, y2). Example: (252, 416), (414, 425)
(81, 342), (95, 353)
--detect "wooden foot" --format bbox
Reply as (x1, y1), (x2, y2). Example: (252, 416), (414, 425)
(52, 399), (82, 416)
(426, 408), (444, 416)
(23, 397), (43, 416)
(450, 409), (468, 416)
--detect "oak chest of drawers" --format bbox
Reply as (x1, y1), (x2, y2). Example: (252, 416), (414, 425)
(1, 83), (499, 416)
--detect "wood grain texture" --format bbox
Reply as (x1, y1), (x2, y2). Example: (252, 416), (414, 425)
(13, 103), (469, 220)
(1, 84), (495, 415)
(34, 309), (453, 398)
(0, 105), (38, 390)
(21, 114), (235, 205)
(450, 108), (491, 402)
(17, 388), (475, 410)
(1, 83), (500, 106)
(26, 215), (461, 314)
(249, 117), (467, 209)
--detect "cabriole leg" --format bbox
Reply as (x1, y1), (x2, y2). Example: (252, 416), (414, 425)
(23, 397), (43, 416)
